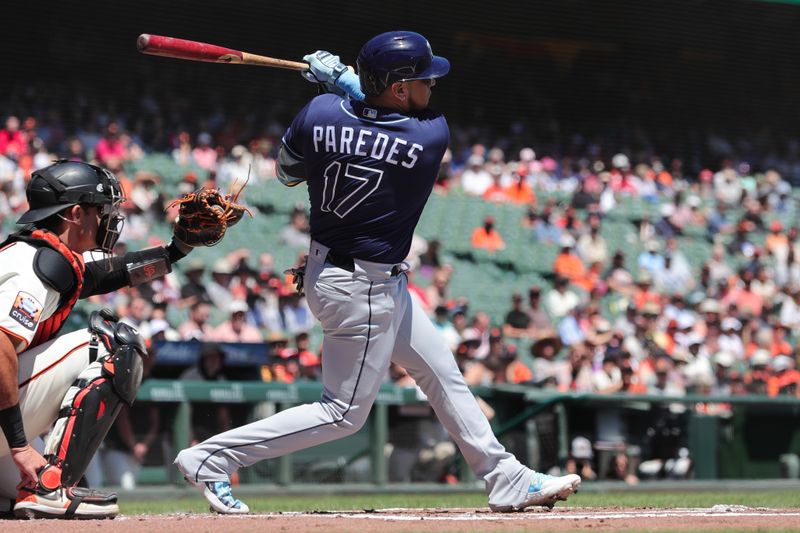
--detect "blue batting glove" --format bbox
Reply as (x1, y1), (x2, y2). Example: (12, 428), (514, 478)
(302, 51), (347, 84)
(301, 51), (365, 101)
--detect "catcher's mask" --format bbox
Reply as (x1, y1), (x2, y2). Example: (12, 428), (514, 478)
(20, 160), (126, 268)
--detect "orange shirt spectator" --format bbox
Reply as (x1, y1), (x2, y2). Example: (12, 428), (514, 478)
(552, 236), (592, 291)
(482, 183), (509, 203)
(765, 221), (789, 256)
(766, 356), (800, 397)
(471, 216), (506, 253)
(506, 360), (533, 384)
(504, 179), (535, 205)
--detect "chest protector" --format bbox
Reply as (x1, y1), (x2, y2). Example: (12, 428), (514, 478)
(2, 230), (85, 348)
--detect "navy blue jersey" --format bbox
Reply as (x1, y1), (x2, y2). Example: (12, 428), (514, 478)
(282, 94), (449, 264)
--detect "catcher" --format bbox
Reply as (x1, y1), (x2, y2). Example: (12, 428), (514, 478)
(0, 160), (248, 519)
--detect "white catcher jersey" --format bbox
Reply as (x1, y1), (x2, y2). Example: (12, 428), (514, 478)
(0, 241), (61, 352)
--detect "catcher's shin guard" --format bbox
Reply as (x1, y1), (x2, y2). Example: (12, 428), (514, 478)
(39, 311), (146, 489)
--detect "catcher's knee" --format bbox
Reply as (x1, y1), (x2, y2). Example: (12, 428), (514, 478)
(40, 311), (147, 488)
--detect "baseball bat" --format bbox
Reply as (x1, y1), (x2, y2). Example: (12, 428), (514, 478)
(137, 34), (308, 71)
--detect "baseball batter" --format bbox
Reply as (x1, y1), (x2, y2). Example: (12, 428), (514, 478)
(176, 31), (580, 514)
(0, 161), (227, 519)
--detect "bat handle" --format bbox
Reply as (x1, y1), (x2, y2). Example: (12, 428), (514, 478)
(241, 52), (307, 71)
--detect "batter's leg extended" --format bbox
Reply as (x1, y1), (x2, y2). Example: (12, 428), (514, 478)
(391, 290), (580, 511)
(175, 250), (408, 512)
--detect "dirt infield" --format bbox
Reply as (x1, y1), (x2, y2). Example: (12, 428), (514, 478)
(3, 506), (800, 532)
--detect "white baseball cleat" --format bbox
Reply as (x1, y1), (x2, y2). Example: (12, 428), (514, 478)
(202, 481), (250, 514)
(490, 472), (581, 512)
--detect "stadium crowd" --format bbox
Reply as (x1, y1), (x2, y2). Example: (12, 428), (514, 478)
(1, 112), (799, 400)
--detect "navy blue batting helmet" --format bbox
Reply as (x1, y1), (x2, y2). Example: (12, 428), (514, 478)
(357, 31), (450, 97)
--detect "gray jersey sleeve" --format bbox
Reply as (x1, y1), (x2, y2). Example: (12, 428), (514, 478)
(276, 143), (307, 187)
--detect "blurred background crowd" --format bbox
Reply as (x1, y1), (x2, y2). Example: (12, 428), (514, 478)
(1, 111), (799, 401)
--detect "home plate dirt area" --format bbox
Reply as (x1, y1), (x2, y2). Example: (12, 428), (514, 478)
(3, 506), (800, 532)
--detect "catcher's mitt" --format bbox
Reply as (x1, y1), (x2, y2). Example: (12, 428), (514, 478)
(167, 180), (252, 247)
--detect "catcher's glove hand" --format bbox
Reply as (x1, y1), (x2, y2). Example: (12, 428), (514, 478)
(167, 179), (252, 247)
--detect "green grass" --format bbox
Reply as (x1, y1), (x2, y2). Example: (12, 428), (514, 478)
(119, 489), (800, 515)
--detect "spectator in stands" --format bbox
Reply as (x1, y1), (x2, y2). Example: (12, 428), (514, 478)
(767, 355), (800, 397)
(559, 304), (587, 347)
(0, 116), (27, 160)
(546, 276), (581, 320)
(637, 240), (666, 277)
(727, 220), (757, 258)
(714, 167), (743, 207)
(593, 353), (623, 393)
(207, 259), (235, 311)
(494, 343), (534, 385)
(637, 213), (656, 244)
(529, 334), (565, 389)
(570, 179), (596, 210)
(470, 215), (506, 253)
(504, 165), (536, 205)
(553, 234), (592, 291)
(122, 296), (155, 339)
(605, 250), (636, 298)
(577, 214), (608, 265)
(425, 267), (453, 313)
(707, 202), (735, 242)
(192, 132), (217, 171)
(719, 317), (746, 361)
(179, 259), (211, 306)
(482, 164), (509, 203)
(268, 332), (300, 383)
(654, 252), (694, 295)
(180, 343), (233, 443)
(64, 136), (87, 161)
(209, 300), (264, 343)
(250, 137), (276, 182)
(279, 206), (312, 249)
(95, 121), (127, 168)
(432, 305), (461, 352)
(278, 290), (315, 335)
(706, 244), (734, 287)
(460, 154), (491, 196)
(468, 311), (492, 360)
(293, 332), (321, 381)
(218, 144), (252, 185)
(454, 329), (484, 382)
(565, 436), (597, 482)
(503, 293), (532, 339)
(779, 287), (800, 331)
(747, 349), (772, 394)
(419, 239), (443, 272)
(655, 203), (678, 239)
(526, 285), (554, 336)
(531, 206), (562, 245)
(172, 130), (194, 167)
(721, 269), (765, 317)
(179, 301), (213, 341)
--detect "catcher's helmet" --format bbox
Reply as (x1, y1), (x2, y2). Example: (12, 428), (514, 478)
(18, 161), (123, 225)
(357, 31), (450, 97)
(18, 160), (125, 256)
